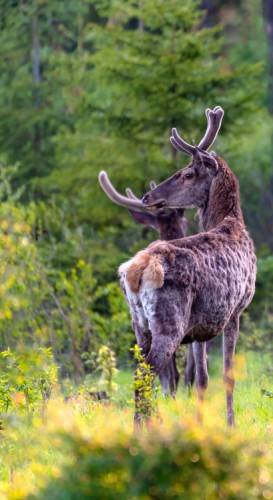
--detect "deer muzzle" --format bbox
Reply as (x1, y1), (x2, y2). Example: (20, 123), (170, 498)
(142, 193), (166, 208)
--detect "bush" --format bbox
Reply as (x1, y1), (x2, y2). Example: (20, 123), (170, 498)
(0, 347), (58, 413)
(31, 423), (273, 500)
(0, 166), (132, 376)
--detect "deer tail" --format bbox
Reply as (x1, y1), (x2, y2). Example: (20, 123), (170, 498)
(118, 251), (164, 293)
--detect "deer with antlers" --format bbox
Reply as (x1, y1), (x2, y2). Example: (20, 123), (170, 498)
(119, 106), (256, 427)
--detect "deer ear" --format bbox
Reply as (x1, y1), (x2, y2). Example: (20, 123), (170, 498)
(205, 156), (218, 175)
(196, 149), (219, 175)
(128, 209), (159, 231)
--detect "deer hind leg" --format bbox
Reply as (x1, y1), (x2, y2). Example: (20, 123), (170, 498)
(169, 353), (180, 398)
(192, 341), (209, 423)
(184, 344), (195, 389)
(223, 314), (239, 427)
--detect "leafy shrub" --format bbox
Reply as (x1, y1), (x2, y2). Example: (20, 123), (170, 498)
(30, 422), (273, 500)
(131, 345), (159, 424)
(96, 345), (119, 395)
(0, 347), (58, 413)
(0, 166), (132, 376)
(78, 345), (119, 399)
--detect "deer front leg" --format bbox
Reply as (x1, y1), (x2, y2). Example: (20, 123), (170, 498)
(223, 314), (239, 427)
(133, 334), (181, 428)
(158, 363), (171, 397)
(159, 354), (180, 398)
(145, 334), (181, 375)
(192, 341), (208, 423)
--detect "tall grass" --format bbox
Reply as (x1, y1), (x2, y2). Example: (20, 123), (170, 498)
(0, 351), (273, 499)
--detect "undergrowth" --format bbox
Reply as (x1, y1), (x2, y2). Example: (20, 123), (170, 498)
(0, 351), (273, 499)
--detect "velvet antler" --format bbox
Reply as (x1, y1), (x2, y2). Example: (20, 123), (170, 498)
(99, 171), (150, 212)
(170, 106), (224, 155)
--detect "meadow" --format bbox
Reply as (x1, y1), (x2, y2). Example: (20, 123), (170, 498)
(0, 1), (273, 498)
(1, 349), (273, 499)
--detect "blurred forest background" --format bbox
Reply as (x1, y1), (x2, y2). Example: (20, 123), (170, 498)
(0, 0), (272, 379)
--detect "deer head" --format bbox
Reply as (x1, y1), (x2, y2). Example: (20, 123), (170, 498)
(99, 171), (186, 239)
(142, 106), (224, 211)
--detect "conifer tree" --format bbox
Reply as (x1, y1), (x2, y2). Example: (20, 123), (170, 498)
(47, 0), (261, 229)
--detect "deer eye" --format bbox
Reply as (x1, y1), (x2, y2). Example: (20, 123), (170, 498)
(185, 172), (194, 180)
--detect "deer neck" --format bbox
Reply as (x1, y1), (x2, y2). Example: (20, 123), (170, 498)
(158, 218), (185, 241)
(199, 157), (244, 231)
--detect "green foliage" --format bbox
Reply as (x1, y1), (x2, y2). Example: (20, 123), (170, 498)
(0, 0), (264, 244)
(0, 347), (58, 413)
(239, 255), (273, 352)
(0, 2), (272, 495)
(96, 345), (119, 394)
(31, 421), (273, 500)
(0, 0), (271, 386)
(94, 282), (133, 361)
(131, 345), (159, 423)
(253, 255), (273, 315)
(261, 388), (273, 399)
(46, 0), (262, 230)
(0, 167), (131, 376)
(224, 0), (269, 107)
(0, 0), (95, 185)
(0, 353), (273, 497)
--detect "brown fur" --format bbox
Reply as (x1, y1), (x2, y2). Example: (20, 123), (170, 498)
(120, 154), (256, 428)
(199, 157), (243, 230)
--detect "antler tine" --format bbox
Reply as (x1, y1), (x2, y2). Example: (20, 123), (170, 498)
(198, 106), (224, 151)
(126, 187), (139, 200)
(99, 171), (148, 212)
(170, 106), (224, 156)
(170, 128), (197, 156)
(150, 181), (157, 190)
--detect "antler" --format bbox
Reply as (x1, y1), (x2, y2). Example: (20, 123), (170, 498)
(125, 187), (139, 200)
(198, 106), (224, 151)
(126, 181), (157, 200)
(170, 129), (196, 155)
(170, 106), (224, 156)
(99, 171), (150, 212)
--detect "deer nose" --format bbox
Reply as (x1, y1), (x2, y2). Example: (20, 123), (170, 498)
(142, 193), (150, 206)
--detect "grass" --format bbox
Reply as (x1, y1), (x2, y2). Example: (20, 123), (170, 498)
(1, 349), (273, 498)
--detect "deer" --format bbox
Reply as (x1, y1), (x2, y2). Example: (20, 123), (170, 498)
(118, 106), (256, 428)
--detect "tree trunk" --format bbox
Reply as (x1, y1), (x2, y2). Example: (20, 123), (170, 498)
(263, 0), (273, 114)
(32, 0), (41, 106)
(263, 0), (273, 217)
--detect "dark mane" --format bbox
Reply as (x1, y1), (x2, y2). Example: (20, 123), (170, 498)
(199, 156), (244, 231)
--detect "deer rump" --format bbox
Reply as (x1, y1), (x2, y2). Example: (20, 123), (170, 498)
(119, 220), (255, 345)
